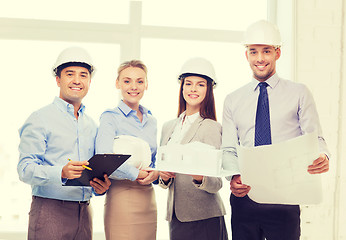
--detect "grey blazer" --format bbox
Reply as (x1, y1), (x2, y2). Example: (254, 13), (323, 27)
(159, 116), (226, 222)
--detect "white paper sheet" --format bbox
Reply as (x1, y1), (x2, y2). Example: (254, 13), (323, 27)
(156, 142), (226, 177)
(238, 132), (322, 205)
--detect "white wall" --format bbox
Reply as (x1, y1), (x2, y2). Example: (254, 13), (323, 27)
(293, 0), (345, 239)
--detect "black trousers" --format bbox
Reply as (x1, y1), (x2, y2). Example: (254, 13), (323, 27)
(169, 211), (228, 240)
(230, 194), (300, 240)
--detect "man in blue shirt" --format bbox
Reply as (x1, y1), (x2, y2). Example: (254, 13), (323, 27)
(18, 47), (111, 240)
(222, 20), (330, 240)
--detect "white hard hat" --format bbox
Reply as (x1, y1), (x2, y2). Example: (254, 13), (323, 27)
(113, 135), (151, 170)
(52, 46), (95, 77)
(243, 20), (282, 48)
(178, 57), (217, 88)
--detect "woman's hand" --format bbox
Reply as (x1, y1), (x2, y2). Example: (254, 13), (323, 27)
(137, 170), (160, 185)
(159, 171), (176, 184)
(190, 175), (203, 184)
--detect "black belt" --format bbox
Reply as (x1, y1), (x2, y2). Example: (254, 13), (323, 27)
(33, 196), (90, 205)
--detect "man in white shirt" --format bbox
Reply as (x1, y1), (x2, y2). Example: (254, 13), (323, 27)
(221, 20), (329, 240)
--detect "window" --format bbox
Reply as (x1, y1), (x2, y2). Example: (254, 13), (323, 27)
(0, 1), (291, 239)
(0, 0), (129, 24)
(142, 1), (267, 31)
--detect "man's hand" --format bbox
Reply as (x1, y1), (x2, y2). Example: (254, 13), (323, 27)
(308, 153), (329, 174)
(137, 170), (159, 185)
(90, 174), (111, 194)
(61, 160), (88, 179)
(230, 175), (251, 197)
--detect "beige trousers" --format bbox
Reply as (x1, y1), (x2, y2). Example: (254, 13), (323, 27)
(104, 179), (157, 240)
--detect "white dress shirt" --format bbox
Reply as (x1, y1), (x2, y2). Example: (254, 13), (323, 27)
(168, 111), (200, 145)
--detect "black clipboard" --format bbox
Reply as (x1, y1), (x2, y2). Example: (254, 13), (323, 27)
(64, 154), (130, 186)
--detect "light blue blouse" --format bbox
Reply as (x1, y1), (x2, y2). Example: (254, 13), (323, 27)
(95, 100), (157, 181)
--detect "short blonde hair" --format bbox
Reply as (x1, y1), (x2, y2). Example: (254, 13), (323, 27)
(117, 60), (148, 80)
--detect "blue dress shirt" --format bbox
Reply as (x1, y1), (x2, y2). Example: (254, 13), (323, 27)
(95, 100), (157, 181)
(221, 73), (330, 177)
(18, 97), (97, 201)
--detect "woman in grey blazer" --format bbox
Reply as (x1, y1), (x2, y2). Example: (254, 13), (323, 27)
(159, 57), (228, 240)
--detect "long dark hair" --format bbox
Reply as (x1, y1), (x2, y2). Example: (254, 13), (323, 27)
(177, 75), (217, 121)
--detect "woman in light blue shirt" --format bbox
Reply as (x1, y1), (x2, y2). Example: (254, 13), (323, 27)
(95, 60), (158, 240)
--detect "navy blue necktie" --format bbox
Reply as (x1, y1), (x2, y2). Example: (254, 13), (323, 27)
(255, 82), (272, 146)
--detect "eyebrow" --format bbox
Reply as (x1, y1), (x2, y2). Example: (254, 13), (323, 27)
(249, 47), (273, 51)
(121, 77), (144, 81)
(65, 70), (89, 75)
(185, 80), (206, 84)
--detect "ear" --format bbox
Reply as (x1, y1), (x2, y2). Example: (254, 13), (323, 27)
(245, 50), (249, 61)
(145, 79), (148, 90)
(115, 79), (120, 89)
(56, 76), (61, 87)
(275, 48), (281, 60)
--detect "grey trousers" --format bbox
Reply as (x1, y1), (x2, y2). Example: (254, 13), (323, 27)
(28, 196), (92, 240)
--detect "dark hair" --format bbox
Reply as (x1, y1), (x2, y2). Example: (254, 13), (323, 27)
(56, 62), (93, 77)
(177, 76), (217, 121)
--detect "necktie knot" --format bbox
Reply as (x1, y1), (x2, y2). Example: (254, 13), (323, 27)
(258, 82), (269, 89)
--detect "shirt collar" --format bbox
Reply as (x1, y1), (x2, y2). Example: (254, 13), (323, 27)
(53, 96), (85, 115)
(252, 73), (280, 91)
(117, 100), (151, 117)
(178, 111), (200, 124)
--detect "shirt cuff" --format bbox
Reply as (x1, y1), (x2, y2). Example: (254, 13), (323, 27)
(110, 163), (139, 181)
(51, 165), (65, 185)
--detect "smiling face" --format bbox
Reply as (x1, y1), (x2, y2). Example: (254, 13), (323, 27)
(56, 66), (91, 107)
(182, 76), (207, 115)
(246, 44), (281, 82)
(116, 66), (148, 110)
